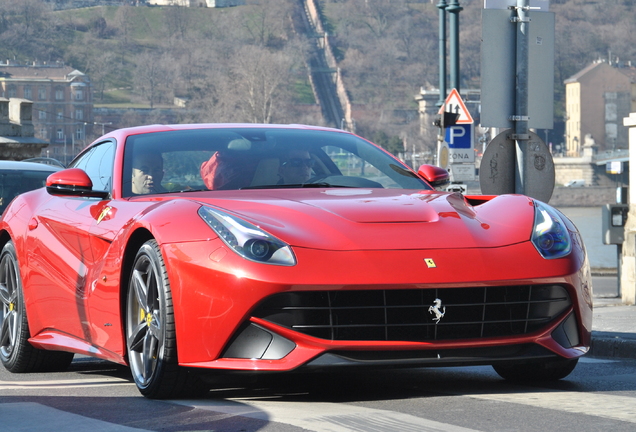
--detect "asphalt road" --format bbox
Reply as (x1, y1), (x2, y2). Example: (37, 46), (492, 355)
(1, 277), (628, 432)
(2, 354), (636, 432)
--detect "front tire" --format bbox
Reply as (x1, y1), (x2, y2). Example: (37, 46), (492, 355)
(493, 358), (579, 382)
(0, 241), (73, 372)
(126, 240), (205, 399)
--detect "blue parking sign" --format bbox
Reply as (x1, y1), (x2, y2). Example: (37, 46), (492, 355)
(445, 124), (474, 163)
(445, 125), (472, 149)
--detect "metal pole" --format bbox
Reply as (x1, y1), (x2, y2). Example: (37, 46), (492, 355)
(447, 0), (462, 92)
(513, 0), (530, 195)
(617, 244), (622, 297)
(437, 0), (447, 107)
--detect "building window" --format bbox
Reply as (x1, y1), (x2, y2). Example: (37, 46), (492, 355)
(57, 111), (64, 120)
(7, 85), (17, 98)
(55, 88), (64, 101)
(75, 109), (83, 120)
(24, 86), (32, 100)
(38, 87), (46, 100)
(76, 127), (83, 141)
(606, 103), (618, 122)
(75, 89), (84, 100)
(39, 127), (47, 139)
(56, 129), (64, 140)
(39, 110), (47, 120)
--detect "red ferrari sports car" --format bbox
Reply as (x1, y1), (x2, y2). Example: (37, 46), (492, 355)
(0, 124), (592, 398)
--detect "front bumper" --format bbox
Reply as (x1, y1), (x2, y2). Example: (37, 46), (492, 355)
(164, 239), (592, 371)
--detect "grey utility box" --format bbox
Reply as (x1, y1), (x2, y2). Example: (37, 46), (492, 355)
(602, 204), (629, 245)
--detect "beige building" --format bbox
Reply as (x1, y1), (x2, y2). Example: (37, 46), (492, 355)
(0, 98), (49, 160)
(564, 61), (636, 157)
(0, 62), (93, 164)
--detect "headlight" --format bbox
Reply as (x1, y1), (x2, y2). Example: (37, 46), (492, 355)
(198, 206), (296, 266)
(531, 201), (572, 259)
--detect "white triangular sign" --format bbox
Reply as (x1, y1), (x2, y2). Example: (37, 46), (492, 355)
(438, 88), (474, 124)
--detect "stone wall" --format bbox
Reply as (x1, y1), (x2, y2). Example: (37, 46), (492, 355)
(554, 159), (596, 186)
(549, 186), (617, 207)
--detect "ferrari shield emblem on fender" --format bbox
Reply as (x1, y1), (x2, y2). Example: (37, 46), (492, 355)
(97, 206), (112, 224)
(424, 258), (436, 268)
(428, 298), (446, 324)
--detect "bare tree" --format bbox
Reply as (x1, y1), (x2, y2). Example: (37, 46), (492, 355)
(114, 6), (135, 46)
(242, 0), (293, 47)
(87, 52), (118, 102)
(65, 35), (117, 102)
(163, 5), (191, 40)
(133, 52), (176, 108)
(219, 45), (296, 123)
(14, 0), (48, 39)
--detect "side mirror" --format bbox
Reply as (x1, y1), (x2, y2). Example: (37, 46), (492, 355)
(418, 164), (450, 188)
(46, 168), (110, 199)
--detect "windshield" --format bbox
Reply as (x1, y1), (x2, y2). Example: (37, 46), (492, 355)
(0, 169), (55, 213)
(122, 127), (430, 197)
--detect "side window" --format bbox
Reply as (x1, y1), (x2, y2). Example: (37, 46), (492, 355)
(69, 141), (115, 192)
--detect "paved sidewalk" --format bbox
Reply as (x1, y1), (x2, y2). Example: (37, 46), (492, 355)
(589, 275), (636, 359)
(590, 300), (636, 359)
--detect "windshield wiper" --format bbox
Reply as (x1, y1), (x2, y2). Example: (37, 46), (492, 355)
(168, 188), (210, 193)
(241, 183), (354, 190)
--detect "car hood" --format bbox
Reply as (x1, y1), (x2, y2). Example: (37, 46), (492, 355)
(194, 189), (535, 251)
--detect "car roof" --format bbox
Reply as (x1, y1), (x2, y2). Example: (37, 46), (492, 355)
(0, 160), (63, 172)
(98, 123), (347, 141)
(22, 157), (66, 168)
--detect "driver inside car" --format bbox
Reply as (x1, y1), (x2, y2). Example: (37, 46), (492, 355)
(278, 149), (315, 184)
(131, 151), (165, 194)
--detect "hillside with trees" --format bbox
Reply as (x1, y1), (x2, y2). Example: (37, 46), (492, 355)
(0, 0), (317, 128)
(0, 0), (634, 151)
(320, 0), (636, 146)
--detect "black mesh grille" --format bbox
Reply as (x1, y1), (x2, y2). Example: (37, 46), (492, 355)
(252, 285), (572, 341)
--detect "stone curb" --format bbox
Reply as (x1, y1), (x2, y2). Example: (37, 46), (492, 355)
(589, 332), (636, 359)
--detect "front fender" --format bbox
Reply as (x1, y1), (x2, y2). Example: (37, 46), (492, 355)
(130, 199), (217, 246)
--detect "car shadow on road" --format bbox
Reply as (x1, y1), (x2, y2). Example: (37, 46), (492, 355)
(60, 355), (636, 403)
(197, 358), (636, 403)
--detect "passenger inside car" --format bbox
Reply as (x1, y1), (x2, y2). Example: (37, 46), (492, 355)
(200, 138), (258, 190)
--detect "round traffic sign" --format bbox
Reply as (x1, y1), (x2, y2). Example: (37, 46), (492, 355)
(479, 130), (555, 203)
(438, 142), (450, 170)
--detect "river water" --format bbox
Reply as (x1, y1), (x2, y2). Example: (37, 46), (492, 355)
(557, 206), (617, 270)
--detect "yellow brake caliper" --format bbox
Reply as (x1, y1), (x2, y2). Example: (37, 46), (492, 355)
(140, 308), (150, 326)
(138, 308), (158, 360)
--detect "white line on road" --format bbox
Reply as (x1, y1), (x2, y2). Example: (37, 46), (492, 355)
(465, 390), (636, 424)
(0, 377), (133, 390)
(174, 398), (483, 432)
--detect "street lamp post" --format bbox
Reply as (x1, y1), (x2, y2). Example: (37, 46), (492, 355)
(446, 0), (463, 92)
(437, 0), (447, 108)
